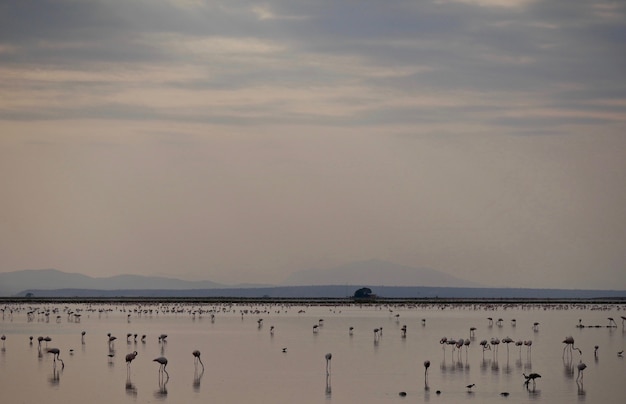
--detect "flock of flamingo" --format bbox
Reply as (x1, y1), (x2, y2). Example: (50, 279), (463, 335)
(1, 302), (625, 401)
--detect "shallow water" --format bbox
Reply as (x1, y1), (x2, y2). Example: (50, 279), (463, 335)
(1, 302), (625, 403)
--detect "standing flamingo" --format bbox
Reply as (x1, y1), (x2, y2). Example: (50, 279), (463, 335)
(576, 360), (587, 381)
(480, 339), (491, 358)
(325, 353), (332, 375)
(524, 340), (533, 356)
(562, 336), (582, 357)
(193, 350), (204, 371)
(126, 351), (137, 376)
(424, 360), (430, 385)
(47, 348), (64, 369)
(154, 356), (169, 377)
(502, 336), (513, 357)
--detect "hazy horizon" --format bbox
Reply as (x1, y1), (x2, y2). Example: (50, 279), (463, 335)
(1, 1), (625, 290)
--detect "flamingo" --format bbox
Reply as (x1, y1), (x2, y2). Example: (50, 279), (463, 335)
(491, 337), (500, 355)
(576, 360), (587, 381)
(608, 317), (617, 327)
(594, 345), (599, 358)
(523, 373), (541, 387)
(480, 339), (491, 357)
(524, 340), (533, 355)
(424, 360), (430, 384)
(126, 351), (138, 371)
(502, 336), (513, 357)
(193, 350), (204, 371)
(455, 338), (464, 360)
(562, 336), (582, 357)
(47, 348), (64, 369)
(401, 325), (407, 338)
(154, 356), (169, 377)
(325, 353), (332, 375)
(107, 334), (117, 347)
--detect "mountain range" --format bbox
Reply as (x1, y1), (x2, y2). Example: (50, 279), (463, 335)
(283, 259), (481, 288)
(0, 269), (223, 296)
(0, 259), (477, 296)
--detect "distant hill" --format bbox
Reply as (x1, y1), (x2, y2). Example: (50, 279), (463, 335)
(282, 259), (481, 288)
(0, 260), (478, 297)
(0, 269), (225, 296)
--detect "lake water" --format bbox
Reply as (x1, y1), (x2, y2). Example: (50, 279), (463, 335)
(1, 301), (625, 403)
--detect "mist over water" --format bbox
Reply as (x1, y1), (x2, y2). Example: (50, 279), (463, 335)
(1, 301), (625, 403)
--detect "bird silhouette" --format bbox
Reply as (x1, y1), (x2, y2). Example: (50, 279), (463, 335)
(325, 353), (332, 375)
(154, 356), (169, 378)
(523, 373), (541, 387)
(126, 351), (138, 371)
(576, 360), (587, 381)
(47, 348), (64, 369)
(192, 350), (204, 371)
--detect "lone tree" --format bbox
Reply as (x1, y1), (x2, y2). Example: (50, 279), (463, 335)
(353, 287), (374, 299)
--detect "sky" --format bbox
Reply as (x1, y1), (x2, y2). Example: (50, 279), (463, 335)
(1, 0), (625, 290)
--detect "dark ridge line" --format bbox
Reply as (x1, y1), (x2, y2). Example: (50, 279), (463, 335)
(1, 297), (625, 305)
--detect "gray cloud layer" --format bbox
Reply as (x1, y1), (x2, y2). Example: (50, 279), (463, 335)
(1, 0), (625, 289)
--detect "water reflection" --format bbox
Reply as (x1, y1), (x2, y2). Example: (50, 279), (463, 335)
(526, 387), (541, 399)
(193, 368), (204, 392)
(48, 367), (62, 387)
(577, 381), (586, 399)
(154, 375), (168, 399)
(125, 374), (137, 397)
(563, 357), (575, 379)
(480, 358), (489, 374)
(503, 359), (512, 375)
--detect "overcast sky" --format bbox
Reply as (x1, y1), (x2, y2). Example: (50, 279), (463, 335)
(1, 0), (625, 289)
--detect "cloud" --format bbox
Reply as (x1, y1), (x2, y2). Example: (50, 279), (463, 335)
(1, 0), (625, 289)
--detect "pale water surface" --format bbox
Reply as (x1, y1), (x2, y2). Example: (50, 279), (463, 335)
(1, 301), (625, 403)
